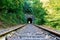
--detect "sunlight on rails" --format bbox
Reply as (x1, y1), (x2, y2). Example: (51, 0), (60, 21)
(0, 34), (12, 40)
(0, 32), (14, 40)
(0, 36), (6, 40)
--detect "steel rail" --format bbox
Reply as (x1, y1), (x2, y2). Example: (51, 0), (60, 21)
(34, 25), (60, 37)
(0, 24), (26, 37)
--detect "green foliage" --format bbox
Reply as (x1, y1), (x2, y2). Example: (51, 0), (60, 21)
(0, 0), (47, 27)
(0, 0), (25, 27)
(1, 0), (60, 31)
(23, 0), (47, 25)
(43, 0), (60, 30)
(31, 0), (47, 25)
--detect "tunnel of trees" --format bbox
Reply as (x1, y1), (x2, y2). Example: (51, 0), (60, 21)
(0, 0), (60, 31)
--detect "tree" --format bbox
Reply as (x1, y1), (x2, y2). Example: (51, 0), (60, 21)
(31, 0), (47, 25)
(0, 0), (25, 27)
(43, 0), (60, 30)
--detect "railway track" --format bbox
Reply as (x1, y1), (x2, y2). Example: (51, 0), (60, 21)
(0, 24), (60, 40)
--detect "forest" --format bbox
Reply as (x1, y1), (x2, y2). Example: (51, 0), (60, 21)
(0, 0), (60, 31)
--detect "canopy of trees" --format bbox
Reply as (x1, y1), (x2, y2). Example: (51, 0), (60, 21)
(0, 0), (60, 30)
